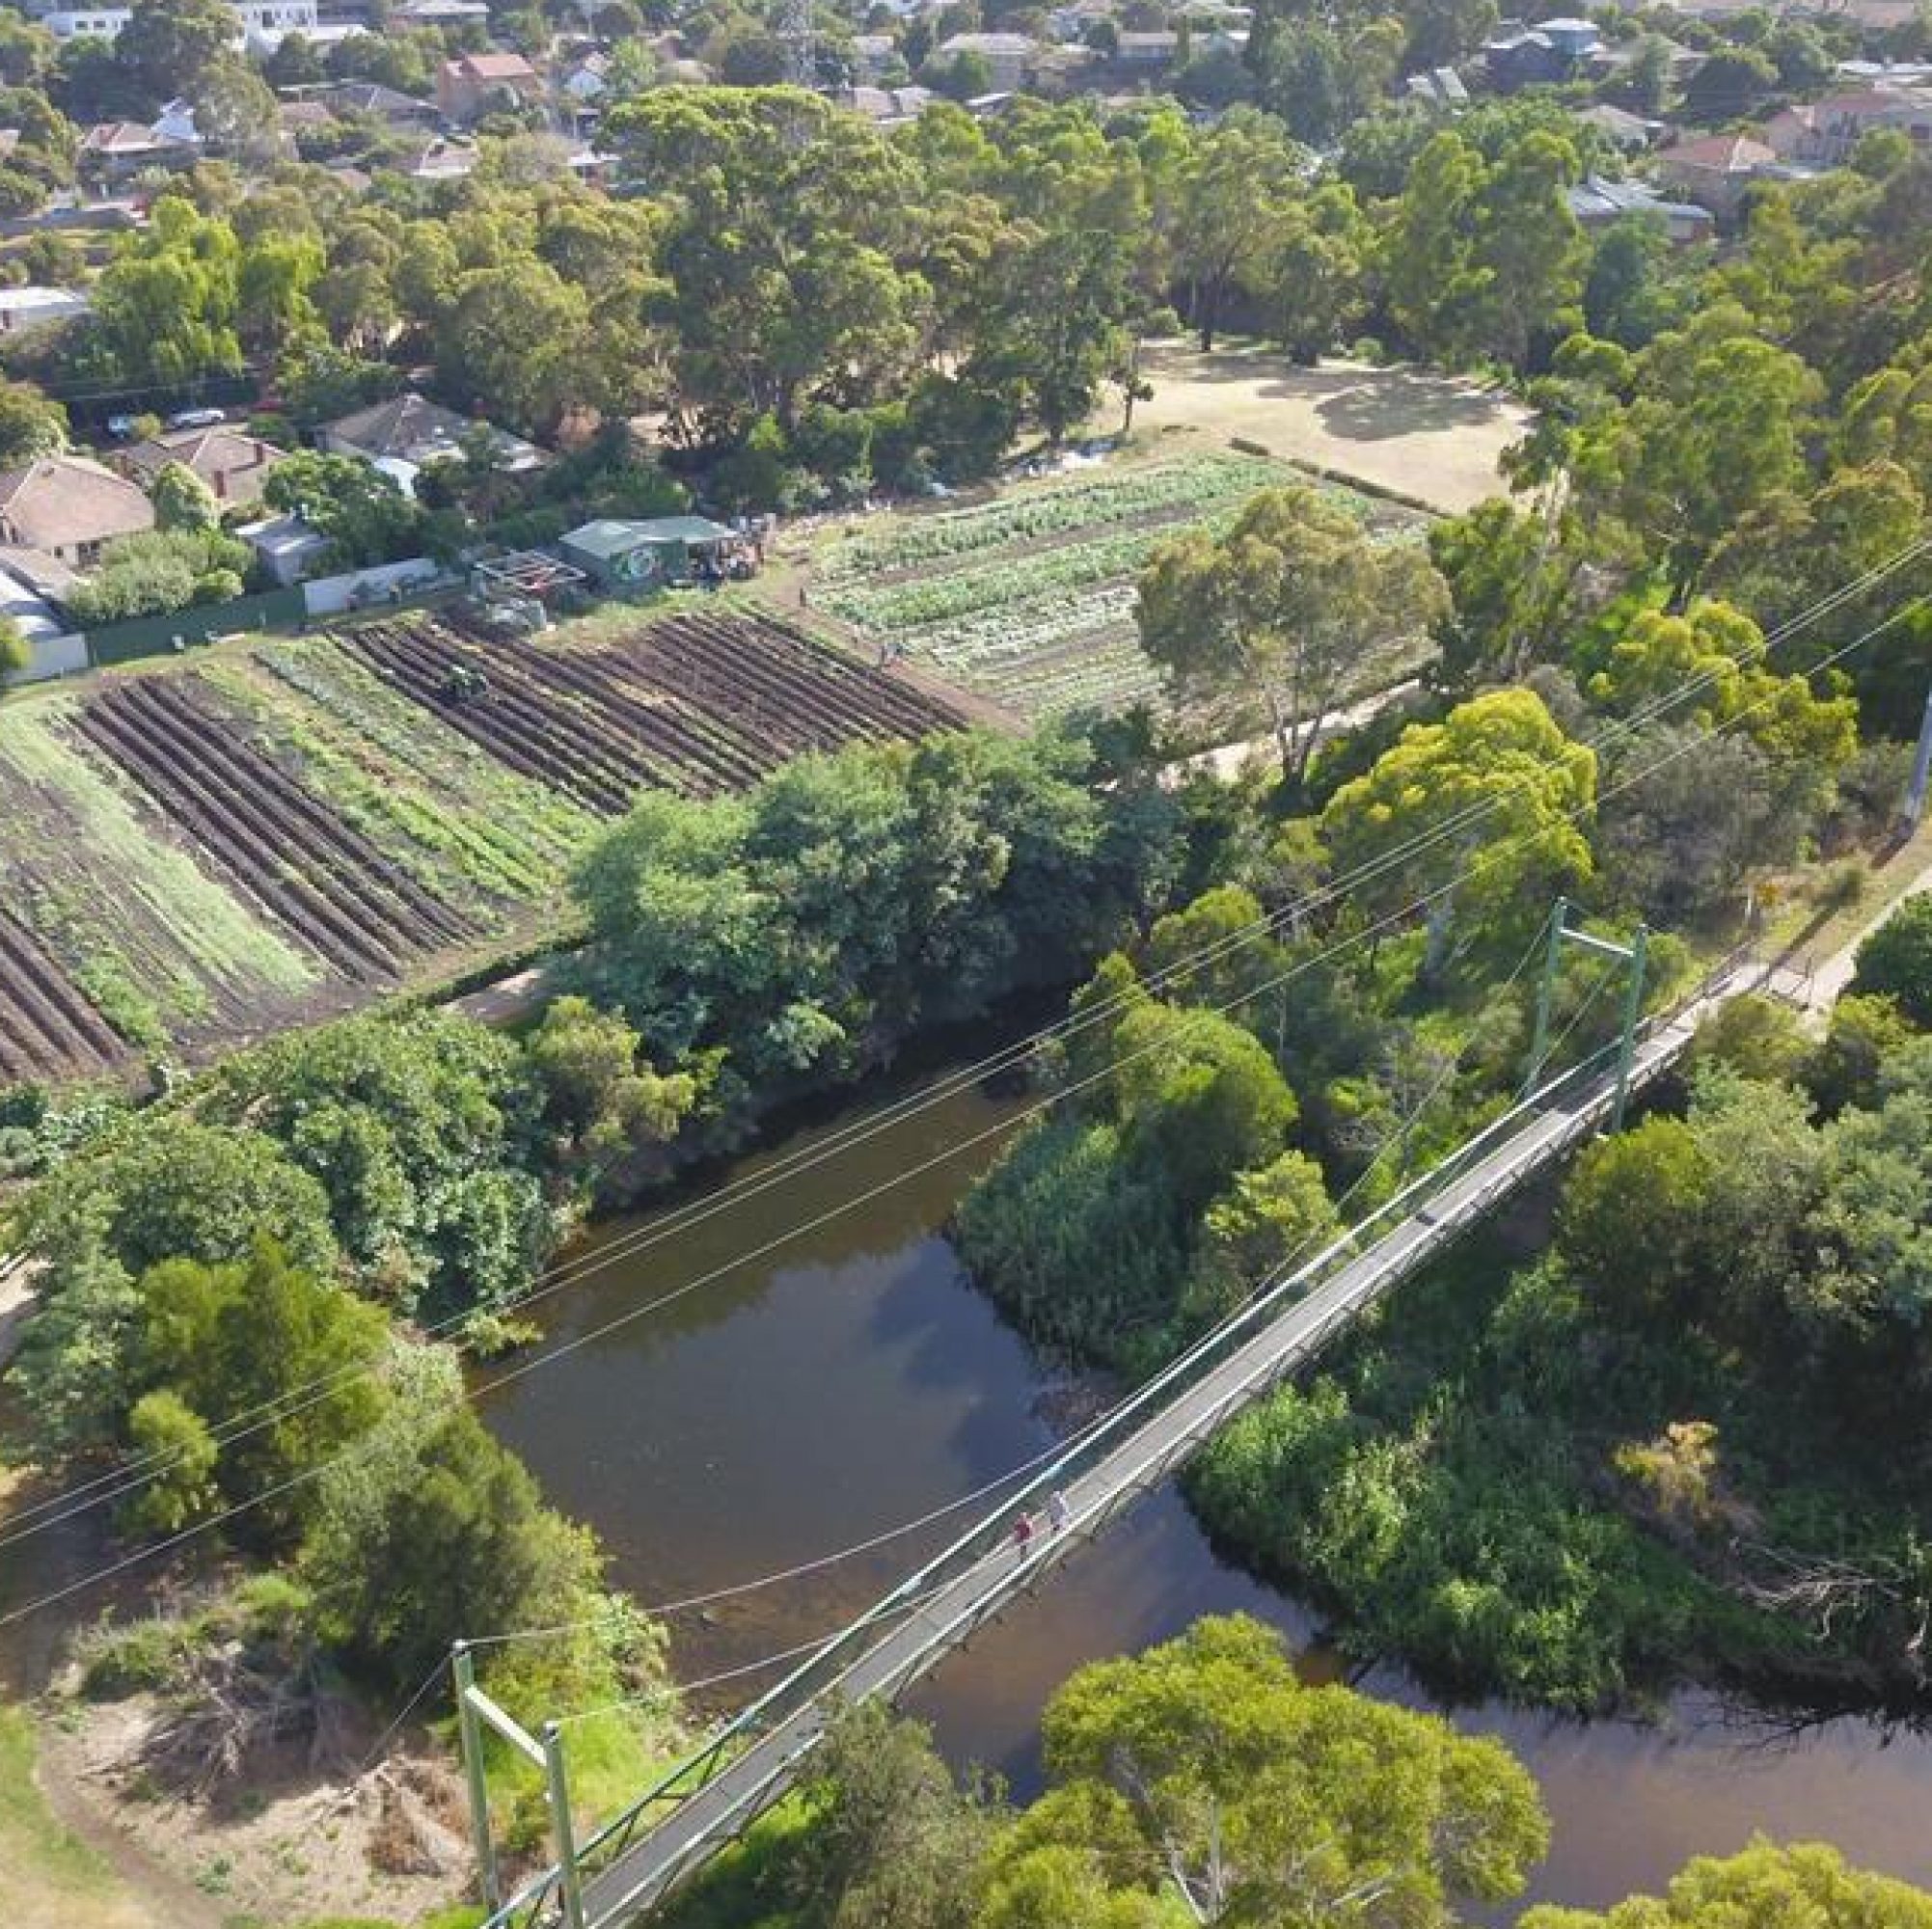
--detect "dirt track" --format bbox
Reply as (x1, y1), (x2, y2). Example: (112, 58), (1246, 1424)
(1127, 344), (1533, 515)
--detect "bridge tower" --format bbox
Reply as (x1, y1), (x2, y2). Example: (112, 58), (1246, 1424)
(1522, 897), (1649, 1132)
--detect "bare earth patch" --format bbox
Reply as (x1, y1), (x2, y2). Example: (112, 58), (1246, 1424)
(1126, 343), (1533, 515)
(36, 1690), (470, 1929)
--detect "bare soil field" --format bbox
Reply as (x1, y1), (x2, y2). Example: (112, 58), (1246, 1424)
(0, 604), (966, 1085)
(1126, 343), (1533, 514)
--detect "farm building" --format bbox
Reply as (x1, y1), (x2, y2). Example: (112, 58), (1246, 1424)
(558, 516), (745, 589)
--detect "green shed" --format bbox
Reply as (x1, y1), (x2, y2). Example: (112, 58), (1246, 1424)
(558, 515), (741, 589)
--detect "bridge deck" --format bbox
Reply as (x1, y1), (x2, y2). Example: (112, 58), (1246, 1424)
(573, 965), (1788, 1928)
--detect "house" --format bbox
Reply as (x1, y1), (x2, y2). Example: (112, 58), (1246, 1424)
(1483, 14), (1601, 91)
(26, 0), (320, 41)
(313, 81), (441, 128)
(558, 516), (743, 590)
(122, 426), (288, 511)
(558, 48), (612, 105)
(844, 83), (937, 124)
(1763, 87), (1932, 168)
(436, 50), (546, 122)
(393, 0), (490, 20)
(0, 455), (154, 566)
(278, 98), (339, 148)
(395, 136), (479, 182)
(1567, 172), (1714, 242)
(1115, 29), (1179, 67)
(1652, 129), (1780, 215)
(1573, 102), (1663, 151)
(78, 119), (198, 185)
(934, 32), (1036, 88)
(1404, 66), (1471, 111)
(0, 285), (91, 334)
(323, 393), (544, 494)
(850, 33), (900, 76)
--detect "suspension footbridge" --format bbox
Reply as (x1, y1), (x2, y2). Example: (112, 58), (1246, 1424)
(468, 953), (1804, 1929)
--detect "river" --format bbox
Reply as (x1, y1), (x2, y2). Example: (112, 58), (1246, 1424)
(476, 1067), (1932, 1917)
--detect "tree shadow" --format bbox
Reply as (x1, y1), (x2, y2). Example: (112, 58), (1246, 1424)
(1309, 374), (1512, 443)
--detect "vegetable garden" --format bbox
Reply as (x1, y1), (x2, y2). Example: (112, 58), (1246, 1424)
(810, 452), (1428, 720)
(0, 605), (965, 1082)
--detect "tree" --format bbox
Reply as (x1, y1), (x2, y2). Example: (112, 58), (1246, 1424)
(134, 1239), (389, 1543)
(150, 459), (219, 533)
(1679, 45), (1779, 124)
(1576, 306), (1823, 588)
(304, 1391), (604, 1686)
(1556, 1118), (1715, 1323)
(117, 0), (237, 107)
(198, 1012), (557, 1320)
(991, 1614), (1549, 1928)
(1108, 1000), (1299, 1215)
(436, 259), (596, 439)
(193, 58), (283, 170)
(118, 1389), (218, 1536)
(1137, 486), (1450, 787)
(1265, 180), (1369, 362)
(81, 195), (242, 389)
(525, 994), (697, 1164)
(1428, 497), (1586, 693)
(1320, 690), (1596, 976)
(0, 377), (67, 468)
(0, 613), (28, 691)
(1183, 1148), (1339, 1328)
(1383, 128), (1585, 369)
(1522, 1839), (1932, 1929)
(1807, 992), (1916, 1117)
(1850, 895), (1932, 1026)
(65, 530), (251, 624)
(261, 450), (422, 568)
(786, 1701), (993, 1929)
(1166, 111), (1302, 351)
(17, 1115), (338, 1292)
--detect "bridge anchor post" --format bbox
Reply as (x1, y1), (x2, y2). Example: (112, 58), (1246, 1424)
(1610, 923), (1649, 1134)
(452, 1642), (502, 1912)
(544, 1720), (588, 1929)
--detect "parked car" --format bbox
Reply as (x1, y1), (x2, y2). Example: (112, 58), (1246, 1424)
(105, 413), (136, 439)
(167, 406), (226, 429)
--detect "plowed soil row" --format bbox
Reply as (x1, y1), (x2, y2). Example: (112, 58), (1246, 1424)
(338, 608), (966, 817)
(73, 678), (476, 985)
(0, 905), (125, 1081)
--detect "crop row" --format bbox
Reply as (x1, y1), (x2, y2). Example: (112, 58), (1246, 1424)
(336, 607), (965, 818)
(814, 454), (1288, 585)
(0, 701), (320, 1072)
(204, 644), (594, 908)
(822, 514), (1245, 635)
(73, 677), (478, 984)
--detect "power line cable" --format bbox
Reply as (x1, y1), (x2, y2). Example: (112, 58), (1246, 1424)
(3, 538), (1920, 1556)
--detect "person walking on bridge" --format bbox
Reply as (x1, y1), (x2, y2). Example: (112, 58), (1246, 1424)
(1012, 1512), (1035, 1554)
(1048, 1489), (1071, 1535)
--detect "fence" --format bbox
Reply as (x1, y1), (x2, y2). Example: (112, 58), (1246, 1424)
(303, 557), (451, 617)
(82, 587), (307, 666)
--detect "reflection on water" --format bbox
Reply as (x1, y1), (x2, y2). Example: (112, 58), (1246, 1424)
(478, 1069), (1932, 1916)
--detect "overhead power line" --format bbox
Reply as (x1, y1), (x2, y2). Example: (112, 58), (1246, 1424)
(5, 569), (1920, 1631)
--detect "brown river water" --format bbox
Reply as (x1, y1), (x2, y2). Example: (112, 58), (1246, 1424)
(476, 1067), (1932, 1917)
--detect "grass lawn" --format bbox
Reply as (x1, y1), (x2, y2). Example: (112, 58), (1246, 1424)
(0, 1704), (163, 1929)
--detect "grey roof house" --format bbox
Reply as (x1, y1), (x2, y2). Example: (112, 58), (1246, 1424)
(322, 394), (545, 495)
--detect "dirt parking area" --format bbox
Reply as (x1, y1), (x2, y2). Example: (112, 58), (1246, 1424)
(1127, 343), (1533, 515)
